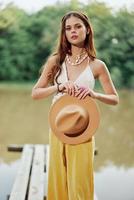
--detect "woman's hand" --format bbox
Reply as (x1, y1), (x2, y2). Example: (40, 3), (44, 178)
(75, 86), (98, 99)
(58, 81), (79, 96)
(59, 83), (98, 99)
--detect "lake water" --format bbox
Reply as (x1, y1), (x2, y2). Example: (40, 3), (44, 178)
(0, 84), (134, 200)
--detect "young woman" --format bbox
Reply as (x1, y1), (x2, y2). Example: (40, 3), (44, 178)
(32, 11), (119, 200)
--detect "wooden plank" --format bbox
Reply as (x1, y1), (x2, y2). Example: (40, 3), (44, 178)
(9, 145), (33, 200)
(28, 145), (46, 200)
(7, 145), (23, 152)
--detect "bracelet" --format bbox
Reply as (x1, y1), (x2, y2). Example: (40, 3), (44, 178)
(57, 83), (62, 92)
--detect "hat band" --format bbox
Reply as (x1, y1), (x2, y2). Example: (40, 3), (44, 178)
(64, 122), (88, 137)
(65, 132), (82, 137)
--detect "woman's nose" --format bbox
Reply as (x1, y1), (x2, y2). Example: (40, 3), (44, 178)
(71, 29), (76, 34)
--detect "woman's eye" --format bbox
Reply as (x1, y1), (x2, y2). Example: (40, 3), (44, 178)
(65, 25), (82, 31)
(76, 25), (82, 29)
(65, 27), (71, 31)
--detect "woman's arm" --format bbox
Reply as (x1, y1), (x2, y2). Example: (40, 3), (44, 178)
(95, 60), (119, 105)
(74, 59), (119, 105)
(31, 56), (58, 100)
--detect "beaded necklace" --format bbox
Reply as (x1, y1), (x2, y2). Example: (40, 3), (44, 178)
(66, 52), (88, 66)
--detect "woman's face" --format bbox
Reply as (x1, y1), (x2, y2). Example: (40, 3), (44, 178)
(65, 16), (88, 47)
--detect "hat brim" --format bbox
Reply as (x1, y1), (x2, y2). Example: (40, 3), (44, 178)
(49, 94), (100, 145)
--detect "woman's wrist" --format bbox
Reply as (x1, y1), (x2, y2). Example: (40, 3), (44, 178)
(94, 92), (100, 99)
(57, 83), (63, 92)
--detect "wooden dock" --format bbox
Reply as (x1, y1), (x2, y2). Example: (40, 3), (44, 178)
(7, 144), (49, 200)
(7, 144), (98, 200)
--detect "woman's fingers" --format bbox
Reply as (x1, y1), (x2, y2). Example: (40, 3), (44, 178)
(61, 82), (94, 99)
(75, 89), (81, 97)
(64, 82), (79, 96)
(78, 89), (89, 99)
(72, 84), (79, 96)
(81, 91), (90, 99)
(67, 83), (72, 95)
(75, 86), (95, 99)
(81, 89), (97, 99)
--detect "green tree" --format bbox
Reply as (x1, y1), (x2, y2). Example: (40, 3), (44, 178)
(0, 2), (133, 88)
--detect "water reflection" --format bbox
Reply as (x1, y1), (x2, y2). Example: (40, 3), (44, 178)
(0, 85), (51, 145)
(94, 90), (134, 170)
(0, 160), (20, 200)
(0, 145), (21, 163)
(0, 85), (134, 200)
(95, 164), (134, 200)
(1, 154), (134, 200)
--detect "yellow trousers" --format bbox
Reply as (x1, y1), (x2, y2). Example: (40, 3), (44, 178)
(47, 131), (95, 200)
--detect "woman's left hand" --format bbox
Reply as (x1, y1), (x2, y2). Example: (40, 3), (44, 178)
(74, 86), (98, 100)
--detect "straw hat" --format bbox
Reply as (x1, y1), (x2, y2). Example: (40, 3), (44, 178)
(49, 94), (100, 145)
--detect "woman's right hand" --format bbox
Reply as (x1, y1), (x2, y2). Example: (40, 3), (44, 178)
(58, 81), (79, 96)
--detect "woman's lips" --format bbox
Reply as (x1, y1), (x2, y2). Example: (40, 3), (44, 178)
(71, 35), (78, 40)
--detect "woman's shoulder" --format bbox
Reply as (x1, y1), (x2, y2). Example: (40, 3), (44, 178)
(40, 54), (58, 76)
(47, 54), (59, 68)
(90, 58), (106, 68)
(41, 54), (58, 72)
(89, 58), (107, 78)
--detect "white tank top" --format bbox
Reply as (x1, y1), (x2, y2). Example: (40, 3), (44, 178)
(51, 59), (95, 105)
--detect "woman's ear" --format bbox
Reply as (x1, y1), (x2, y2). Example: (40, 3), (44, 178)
(86, 28), (90, 35)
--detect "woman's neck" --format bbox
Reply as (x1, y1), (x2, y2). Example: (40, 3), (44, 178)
(71, 45), (85, 57)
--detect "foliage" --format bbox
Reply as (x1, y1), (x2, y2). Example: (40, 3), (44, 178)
(0, 2), (133, 88)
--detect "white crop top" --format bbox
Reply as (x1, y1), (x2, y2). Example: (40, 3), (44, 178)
(51, 60), (95, 105)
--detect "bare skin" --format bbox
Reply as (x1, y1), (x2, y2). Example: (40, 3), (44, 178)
(32, 16), (119, 105)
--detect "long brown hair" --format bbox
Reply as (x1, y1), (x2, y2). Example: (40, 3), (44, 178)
(46, 11), (96, 85)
